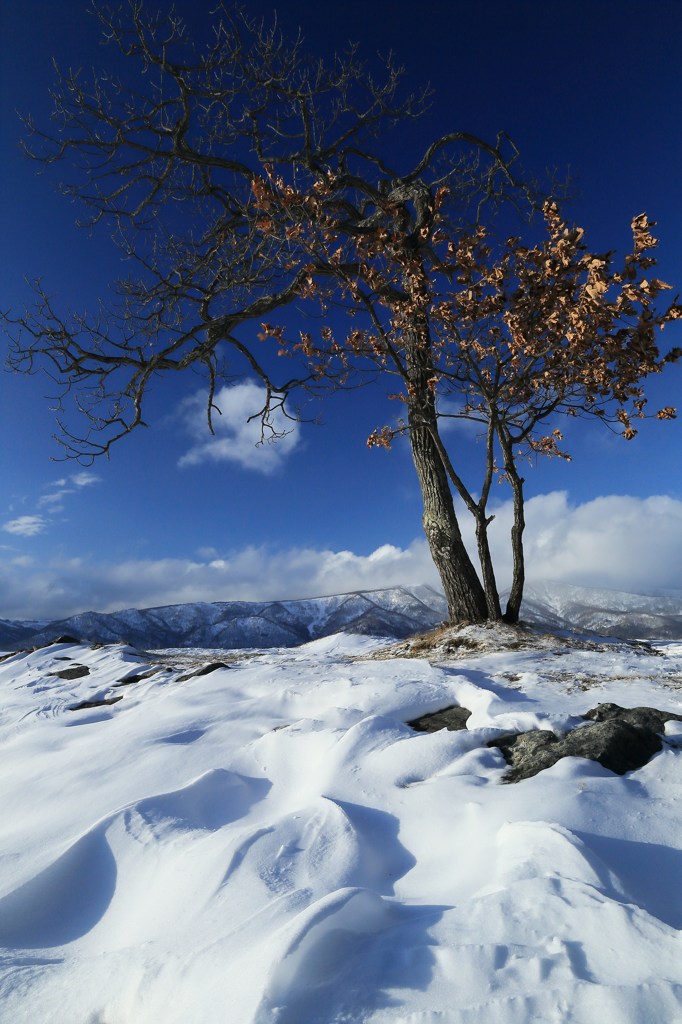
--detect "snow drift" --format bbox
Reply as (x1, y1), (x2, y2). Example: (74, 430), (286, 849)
(1, 627), (682, 1022)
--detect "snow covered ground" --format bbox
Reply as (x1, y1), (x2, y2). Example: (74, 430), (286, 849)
(1, 627), (682, 1023)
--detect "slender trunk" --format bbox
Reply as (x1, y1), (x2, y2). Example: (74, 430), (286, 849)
(429, 408), (502, 620)
(405, 326), (487, 623)
(474, 514), (502, 619)
(474, 415), (501, 619)
(499, 428), (525, 623)
(408, 409), (487, 621)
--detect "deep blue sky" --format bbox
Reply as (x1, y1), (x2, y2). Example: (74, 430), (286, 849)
(1, 0), (681, 619)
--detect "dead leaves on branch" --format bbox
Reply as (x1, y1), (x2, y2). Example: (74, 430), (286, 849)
(252, 159), (680, 461)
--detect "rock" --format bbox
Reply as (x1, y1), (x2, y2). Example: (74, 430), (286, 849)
(68, 694), (124, 711)
(582, 702), (681, 733)
(177, 662), (231, 682)
(487, 702), (682, 782)
(51, 665), (90, 680)
(408, 705), (472, 732)
(113, 669), (158, 687)
(408, 700), (682, 782)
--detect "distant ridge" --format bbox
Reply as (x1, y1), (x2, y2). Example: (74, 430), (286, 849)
(2, 581), (681, 652)
(516, 581), (682, 641)
(0, 585), (448, 651)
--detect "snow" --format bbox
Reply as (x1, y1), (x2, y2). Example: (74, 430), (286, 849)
(5, 585), (449, 652)
(1, 630), (682, 1022)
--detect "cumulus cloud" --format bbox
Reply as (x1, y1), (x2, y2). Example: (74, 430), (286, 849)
(72, 472), (101, 487)
(1, 491), (681, 620)
(2, 515), (47, 537)
(0, 540), (438, 620)
(473, 491), (682, 594)
(38, 491), (72, 508)
(178, 382), (300, 473)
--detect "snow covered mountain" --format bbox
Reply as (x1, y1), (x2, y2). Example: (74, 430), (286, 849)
(1, 585), (449, 651)
(3, 580), (680, 652)
(519, 581), (682, 640)
(0, 618), (49, 651)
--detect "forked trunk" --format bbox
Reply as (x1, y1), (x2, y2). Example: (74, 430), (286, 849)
(426, 416), (501, 621)
(402, 292), (487, 623)
(408, 405), (488, 623)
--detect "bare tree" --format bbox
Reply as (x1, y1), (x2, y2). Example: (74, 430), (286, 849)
(7, 1), (422, 455)
(286, 195), (680, 622)
(4, 1), (542, 624)
(431, 203), (681, 621)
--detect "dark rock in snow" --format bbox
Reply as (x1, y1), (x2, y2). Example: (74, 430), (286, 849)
(487, 702), (682, 782)
(408, 705), (472, 732)
(582, 702), (681, 732)
(113, 669), (158, 687)
(69, 694), (124, 711)
(177, 662), (231, 682)
(51, 664), (90, 681)
(408, 700), (682, 782)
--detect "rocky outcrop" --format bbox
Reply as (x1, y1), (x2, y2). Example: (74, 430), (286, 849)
(489, 702), (682, 781)
(408, 701), (682, 782)
(177, 662), (231, 682)
(408, 705), (471, 732)
(50, 664), (90, 681)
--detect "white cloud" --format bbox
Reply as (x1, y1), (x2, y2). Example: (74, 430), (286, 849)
(1, 492), (682, 620)
(38, 489), (72, 508)
(436, 397), (488, 439)
(178, 382), (300, 473)
(10, 474), (103, 532)
(196, 546), (220, 559)
(0, 540), (438, 620)
(460, 491), (682, 594)
(2, 515), (48, 537)
(10, 555), (35, 568)
(72, 472), (101, 487)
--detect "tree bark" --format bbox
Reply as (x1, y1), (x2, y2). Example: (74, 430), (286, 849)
(408, 411), (488, 621)
(426, 418), (501, 620)
(499, 428), (525, 623)
(474, 513), (503, 619)
(404, 324), (488, 623)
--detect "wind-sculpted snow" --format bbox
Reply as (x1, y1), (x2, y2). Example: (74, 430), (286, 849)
(1, 631), (682, 1021)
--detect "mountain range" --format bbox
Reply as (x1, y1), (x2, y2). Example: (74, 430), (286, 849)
(1, 581), (680, 651)
(0, 585), (448, 651)
(519, 581), (682, 641)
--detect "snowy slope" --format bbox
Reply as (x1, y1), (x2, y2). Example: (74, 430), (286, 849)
(0, 618), (49, 650)
(1, 629), (682, 1022)
(5, 581), (682, 653)
(5, 585), (449, 651)
(520, 580), (682, 639)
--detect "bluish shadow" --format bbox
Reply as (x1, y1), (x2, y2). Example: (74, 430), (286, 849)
(575, 829), (682, 929)
(0, 827), (116, 948)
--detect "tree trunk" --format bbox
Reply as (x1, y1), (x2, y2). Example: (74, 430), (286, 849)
(474, 514), (502, 619)
(408, 409), (488, 621)
(426, 416), (501, 621)
(399, 233), (488, 623)
(499, 429), (525, 623)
